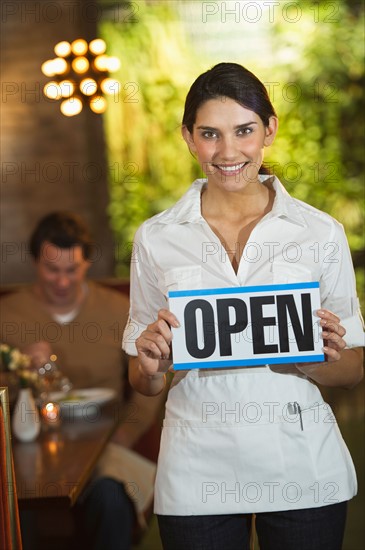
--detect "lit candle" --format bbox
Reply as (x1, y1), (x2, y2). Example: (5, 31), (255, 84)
(41, 402), (61, 427)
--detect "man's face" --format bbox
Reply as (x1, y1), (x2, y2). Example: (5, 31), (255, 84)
(35, 242), (90, 307)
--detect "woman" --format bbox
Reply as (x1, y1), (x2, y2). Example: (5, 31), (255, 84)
(122, 63), (364, 550)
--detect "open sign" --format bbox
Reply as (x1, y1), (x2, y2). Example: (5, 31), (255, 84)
(168, 282), (324, 370)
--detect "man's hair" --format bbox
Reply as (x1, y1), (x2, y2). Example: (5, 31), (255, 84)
(29, 212), (93, 260)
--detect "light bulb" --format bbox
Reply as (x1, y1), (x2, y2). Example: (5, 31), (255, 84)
(94, 55), (109, 71)
(89, 95), (107, 114)
(80, 78), (97, 96)
(52, 58), (68, 75)
(59, 80), (75, 97)
(105, 56), (120, 72)
(89, 39), (106, 55)
(100, 78), (120, 95)
(60, 97), (83, 116)
(43, 82), (62, 100)
(41, 59), (57, 77)
(54, 41), (71, 57)
(72, 56), (89, 74)
(71, 39), (88, 55)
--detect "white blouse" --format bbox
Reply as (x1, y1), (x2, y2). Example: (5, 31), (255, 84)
(123, 176), (364, 515)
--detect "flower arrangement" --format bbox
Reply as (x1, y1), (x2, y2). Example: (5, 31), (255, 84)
(1, 344), (72, 403)
(0, 343), (38, 388)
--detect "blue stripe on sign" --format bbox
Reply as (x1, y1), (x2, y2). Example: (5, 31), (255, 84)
(173, 354), (325, 370)
(168, 282), (319, 298)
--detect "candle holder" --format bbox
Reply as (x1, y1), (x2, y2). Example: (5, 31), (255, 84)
(40, 401), (61, 429)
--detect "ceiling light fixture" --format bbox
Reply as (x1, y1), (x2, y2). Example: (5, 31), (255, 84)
(41, 38), (121, 116)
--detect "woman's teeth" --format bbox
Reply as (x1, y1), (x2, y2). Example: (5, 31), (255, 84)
(215, 162), (247, 172)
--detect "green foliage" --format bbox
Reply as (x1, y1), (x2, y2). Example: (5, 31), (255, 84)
(264, 1), (364, 301)
(101, 2), (202, 275)
(265, 2), (364, 257)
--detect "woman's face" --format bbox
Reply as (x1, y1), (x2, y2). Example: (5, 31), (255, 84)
(182, 97), (277, 193)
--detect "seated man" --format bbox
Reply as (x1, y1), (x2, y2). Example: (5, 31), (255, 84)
(0, 212), (166, 550)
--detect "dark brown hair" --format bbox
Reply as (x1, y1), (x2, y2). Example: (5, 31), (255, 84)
(30, 212), (93, 260)
(182, 62), (277, 132)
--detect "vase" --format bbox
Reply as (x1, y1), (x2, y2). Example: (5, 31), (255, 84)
(12, 388), (41, 442)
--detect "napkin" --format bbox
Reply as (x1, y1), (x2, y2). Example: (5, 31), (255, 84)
(95, 442), (156, 529)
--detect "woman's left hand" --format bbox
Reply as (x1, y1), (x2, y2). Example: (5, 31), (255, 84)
(295, 309), (346, 376)
(317, 309), (347, 361)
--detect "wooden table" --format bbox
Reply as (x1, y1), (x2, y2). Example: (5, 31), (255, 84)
(12, 403), (119, 510)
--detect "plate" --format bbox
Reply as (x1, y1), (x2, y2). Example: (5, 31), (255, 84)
(49, 388), (117, 419)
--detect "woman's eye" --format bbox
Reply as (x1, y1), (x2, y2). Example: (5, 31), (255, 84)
(202, 131), (217, 139)
(237, 127), (253, 136)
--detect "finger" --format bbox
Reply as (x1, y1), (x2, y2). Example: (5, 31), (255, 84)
(322, 332), (347, 361)
(323, 345), (342, 362)
(322, 339), (347, 357)
(137, 332), (171, 359)
(317, 309), (345, 338)
(316, 309), (340, 324)
(157, 308), (180, 328)
(148, 319), (173, 345)
(321, 330), (346, 348)
(138, 340), (163, 359)
(320, 320), (346, 338)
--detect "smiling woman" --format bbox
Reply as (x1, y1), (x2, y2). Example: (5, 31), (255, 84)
(181, 98), (278, 273)
(177, 65), (280, 274)
(123, 62), (364, 550)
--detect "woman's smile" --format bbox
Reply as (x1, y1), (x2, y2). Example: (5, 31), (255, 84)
(211, 161), (250, 176)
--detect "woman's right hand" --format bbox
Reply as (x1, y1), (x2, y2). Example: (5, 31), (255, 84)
(135, 308), (180, 377)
